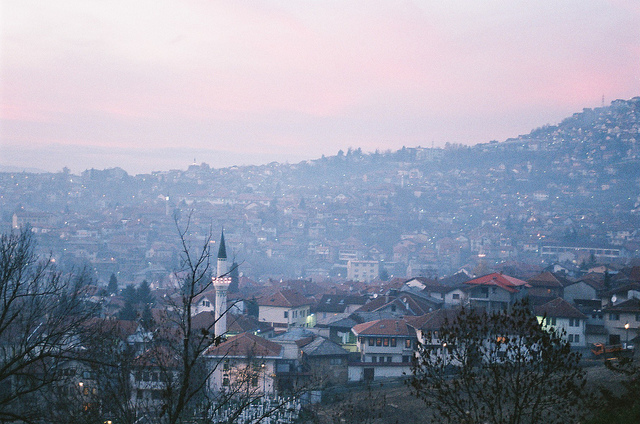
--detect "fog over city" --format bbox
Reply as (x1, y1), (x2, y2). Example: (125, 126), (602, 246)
(2, 2), (640, 424)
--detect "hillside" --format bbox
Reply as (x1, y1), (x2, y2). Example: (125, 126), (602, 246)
(1, 98), (640, 282)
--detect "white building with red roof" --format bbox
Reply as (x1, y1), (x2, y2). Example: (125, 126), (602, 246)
(349, 319), (416, 382)
(535, 297), (588, 348)
(204, 332), (283, 395)
(463, 272), (530, 312)
(257, 289), (313, 330)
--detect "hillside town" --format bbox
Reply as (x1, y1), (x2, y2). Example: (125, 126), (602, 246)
(2, 97), (640, 287)
(2, 97), (640, 422)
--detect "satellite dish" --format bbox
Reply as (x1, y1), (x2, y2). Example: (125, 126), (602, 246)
(611, 295), (617, 304)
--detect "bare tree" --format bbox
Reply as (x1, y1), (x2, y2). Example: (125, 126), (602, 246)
(129, 214), (240, 424)
(409, 301), (587, 424)
(0, 229), (95, 422)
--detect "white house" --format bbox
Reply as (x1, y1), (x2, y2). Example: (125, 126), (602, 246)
(204, 332), (283, 395)
(602, 298), (640, 347)
(257, 289), (313, 330)
(535, 297), (587, 348)
(349, 319), (416, 382)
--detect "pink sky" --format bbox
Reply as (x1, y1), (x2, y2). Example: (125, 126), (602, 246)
(1, 0), (640, 174)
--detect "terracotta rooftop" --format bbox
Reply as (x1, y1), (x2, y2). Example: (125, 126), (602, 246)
(527, 271), (566, 288)
(534, 297), (587, 319)
(352, 319), (415, 337)
(464, 272), (529, 293)
(257, 289), (312, 308)
(603, 298), (640, 313)
(405, 308), (464, 331)
(205, 332), (283, 358)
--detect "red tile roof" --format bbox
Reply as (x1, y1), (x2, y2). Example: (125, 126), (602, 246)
(405, 308), (463, 331)
(534, 297), (587, 319)
(527, 271), (565, 288)
(256, 289), (312, 308)
(464, 272), (529, 293)
(352, 319), (415, 337)
(205, 332), (283, 358)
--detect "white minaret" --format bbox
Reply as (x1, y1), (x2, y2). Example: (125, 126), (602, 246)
(213, 230), (231, 338)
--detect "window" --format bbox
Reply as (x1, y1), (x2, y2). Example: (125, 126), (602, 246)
(223, 360), (229, 371)
(368, 338), (375, 346)
(402, 355), (410, 363)
(387, 356), (392, 363)
(391, 338), (397, 347)
(405, 339), (412, 348)
(222, 376), (230, 386)
(284, 311), (288, 318)
(574, 334), (580, 343)
(568, 334), (574, 342)
(203, 300), (210, 307)
(383, 338), (389, 347)
(610, 313), (620, 321)
(330, 358), (342, 365)
(376, 338), (382, 346)
(547, 317), (557, 326)
(636, 314), (640, 322)
(371, 356), (377, 363)
(452, 293), (460, 300)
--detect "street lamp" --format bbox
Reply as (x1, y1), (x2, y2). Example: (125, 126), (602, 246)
(261, 363), (266, 395)
(625, 322), (630, 349)
(442, 342), (448, 370)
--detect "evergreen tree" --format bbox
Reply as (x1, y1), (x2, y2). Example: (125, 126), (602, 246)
(137, 280), (153, 304)
(107, 273), (118, 294)
(379, 267), (390, 281)
(122, 284), (137, 304)
(141, 303), (154, 330)
(118, 300), (137, 320)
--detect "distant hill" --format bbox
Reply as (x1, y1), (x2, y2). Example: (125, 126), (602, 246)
(2, 97), (640, 280)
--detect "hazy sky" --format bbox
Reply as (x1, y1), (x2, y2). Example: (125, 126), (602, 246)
(1, 1), (639, 174)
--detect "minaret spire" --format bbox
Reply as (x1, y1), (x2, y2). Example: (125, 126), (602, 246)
(213, 228), (231, 338)
(216, 229), (228, 277)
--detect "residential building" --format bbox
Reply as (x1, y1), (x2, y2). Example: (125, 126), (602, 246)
(350, 319), (416, 382)
(463, 272), (529, 312)
(257, 289), (313, 330)
(347, 260), (379, 283)
(535, 298), (587, 348)
(204, 332), (282, 395)
(602, 298), (640, 347)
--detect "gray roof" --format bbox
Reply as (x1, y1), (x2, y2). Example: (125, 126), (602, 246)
(302, 337), (349, 357)
(327, 317), (359, 329)
(271, 327), (316, 341)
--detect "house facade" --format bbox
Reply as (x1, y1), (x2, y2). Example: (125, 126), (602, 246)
(463, 272), (529, 312)
(535, 297), (587, 348)
(602, 298), (640, 347)
(257, 289), (313, 330)
(204, 332), (282, 395)
(349, 319), (416, 382)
